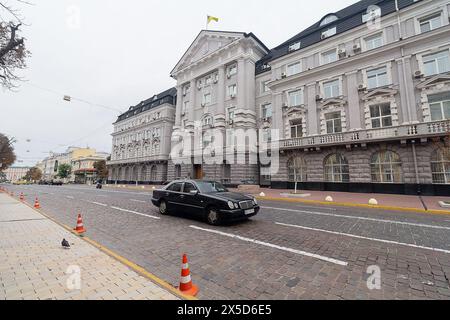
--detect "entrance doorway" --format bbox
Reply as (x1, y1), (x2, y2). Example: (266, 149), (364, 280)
(194, 165), (203, 180)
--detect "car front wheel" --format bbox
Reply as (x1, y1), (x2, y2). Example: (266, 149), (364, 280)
(159, 200), (169, 215)
(206, 208), (220, 226)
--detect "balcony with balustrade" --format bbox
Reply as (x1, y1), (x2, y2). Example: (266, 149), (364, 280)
(279, 120), (450, 150)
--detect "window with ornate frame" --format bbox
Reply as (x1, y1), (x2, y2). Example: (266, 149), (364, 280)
(287, 156), (307, 182)
(370, 151), (402, 183)
(324, 154), (349, 182)
(431, 148), (450, 184)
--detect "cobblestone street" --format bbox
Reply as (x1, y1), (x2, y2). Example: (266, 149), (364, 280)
(2, 184), (450, 300)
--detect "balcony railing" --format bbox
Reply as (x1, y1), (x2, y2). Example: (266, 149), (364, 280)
(106, 154), (169, 166)
(280, 120), (450, 149)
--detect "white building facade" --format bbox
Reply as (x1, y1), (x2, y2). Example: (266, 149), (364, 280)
(107, 88), (176, 184)
(107, 0), (450, 195)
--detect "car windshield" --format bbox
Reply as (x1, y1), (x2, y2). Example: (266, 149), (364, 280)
(196, 181), (228, 193)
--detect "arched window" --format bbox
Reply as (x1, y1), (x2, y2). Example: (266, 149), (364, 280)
(175, 165), (181, 179)
(320, 14), (338, 26)
(132, 166), (139, 182)
(150, 165), (157, 181)
(141, 166), (148, 182)
(287, 156), (307, 182)
(431, 148), (450, 184)
(324, 154), (349, 182)
(370, 151), (402, 183)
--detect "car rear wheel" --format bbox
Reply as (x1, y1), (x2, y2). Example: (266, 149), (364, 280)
(206, 208), (220, 226)
(159, 200), (169, 215)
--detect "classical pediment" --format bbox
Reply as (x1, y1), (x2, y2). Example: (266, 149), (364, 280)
(319, 98), (347, 108)
(285, 106), (307, 115)
(417, 74), (450, 89)
(170, 31), (247, 76)
(362, 88), (398, 100)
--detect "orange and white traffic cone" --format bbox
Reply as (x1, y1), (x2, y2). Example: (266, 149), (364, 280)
(19, 193), (24, 201)
(178, 254), (199, 297)
(74, 214), (86, 235)
(34, 197), (41, 209)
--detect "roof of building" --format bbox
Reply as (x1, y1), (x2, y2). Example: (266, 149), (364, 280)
(255, 0), (422, 74)
(115, 87), (177, 123)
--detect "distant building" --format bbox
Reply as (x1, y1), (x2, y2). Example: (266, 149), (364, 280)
(40, 147), (109, 183)
(3, 167), (31, 182)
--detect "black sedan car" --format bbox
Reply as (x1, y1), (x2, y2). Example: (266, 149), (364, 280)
(151, 180), (259, 225)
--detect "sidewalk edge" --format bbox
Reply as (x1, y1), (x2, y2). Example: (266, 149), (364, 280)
(2, 192), (197, 301)
(256, 196), (450, 216)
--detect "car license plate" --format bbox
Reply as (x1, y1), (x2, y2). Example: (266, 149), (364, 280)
(245, 209), (255, 215)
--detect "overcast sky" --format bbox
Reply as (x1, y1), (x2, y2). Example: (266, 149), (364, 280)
(0, 0), (356, 167)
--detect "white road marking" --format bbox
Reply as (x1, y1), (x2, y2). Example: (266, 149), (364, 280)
(276, 222), (450, 255)
(91, 202), (108, 207)
(66, 196), (74, 200)
(130, 199), (147, 203)
(190, 225), (348, 266)
(262, 206), (450, 231)
(110, 206), (160, 220)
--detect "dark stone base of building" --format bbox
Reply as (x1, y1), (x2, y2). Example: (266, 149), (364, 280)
(270, 181), (450, 197)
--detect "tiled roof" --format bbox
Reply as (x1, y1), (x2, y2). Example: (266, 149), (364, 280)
(255, 0), (422, 74)
(115, 87), (177, 123)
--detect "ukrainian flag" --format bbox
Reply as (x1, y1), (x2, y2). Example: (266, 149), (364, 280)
(207, 15), (219, 25)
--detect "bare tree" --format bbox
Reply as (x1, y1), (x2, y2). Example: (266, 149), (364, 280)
(0, 0), (31, 89)
(0, 132), (16, 171)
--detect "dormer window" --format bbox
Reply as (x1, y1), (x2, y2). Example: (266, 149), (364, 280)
(320, 14), (338, 26)
(288, 41), (301, 52)
(321, 26), (336, 39)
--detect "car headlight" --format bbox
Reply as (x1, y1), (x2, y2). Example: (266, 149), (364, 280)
(234, 203), (239, 209)
(228, 201), (235, 210)
(252, 198), (258, 205)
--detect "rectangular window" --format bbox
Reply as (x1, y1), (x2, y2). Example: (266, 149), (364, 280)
(227, 84), (237, 97)
(419, 13), (442, 33)
(321, 26), (336, 39)
(364, 33), (383, 50)
(261, 103), (272, 120)
(183, 101), (189, 114)
(423, 51), (450, 76)
(289, 90), (303, 107)
(228, 64), (237, 76)
(287, 61), (301, 76)
(202, 93), (211, 105)
(369, 104), (392, 128)
(367, 66), (388, 89)
(323, 79), (340, 99)
(290, 119), (303, 138)
(228, 108), (235, 121)
(428, 92), (450, 121)
(289, 41), (301, 52)
(325, 112), (342, 133)
(322, 49), (337, 64)
(262, 129), (272, 142)
(261, 80), (270, 93)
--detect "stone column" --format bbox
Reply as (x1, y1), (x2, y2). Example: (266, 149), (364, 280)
(306, 83), (319, 135)
(404, 56), (418, 123)
(246, 59), (256, 113)
(217, 65), (226, 116)
(346, 71), (362, 130)
(189, 79), (196, 123)
(237, 58), (246, 109)
(273, 92), (284, 140)
(175, 85), (183, 127)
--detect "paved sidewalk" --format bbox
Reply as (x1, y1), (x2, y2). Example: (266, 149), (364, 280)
(244, 188), (450, 212)
(103, 184), (450, 213)
(0, 194), (179, 300)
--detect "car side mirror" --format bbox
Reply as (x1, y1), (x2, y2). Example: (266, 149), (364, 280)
(189, 190), (198, 195)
